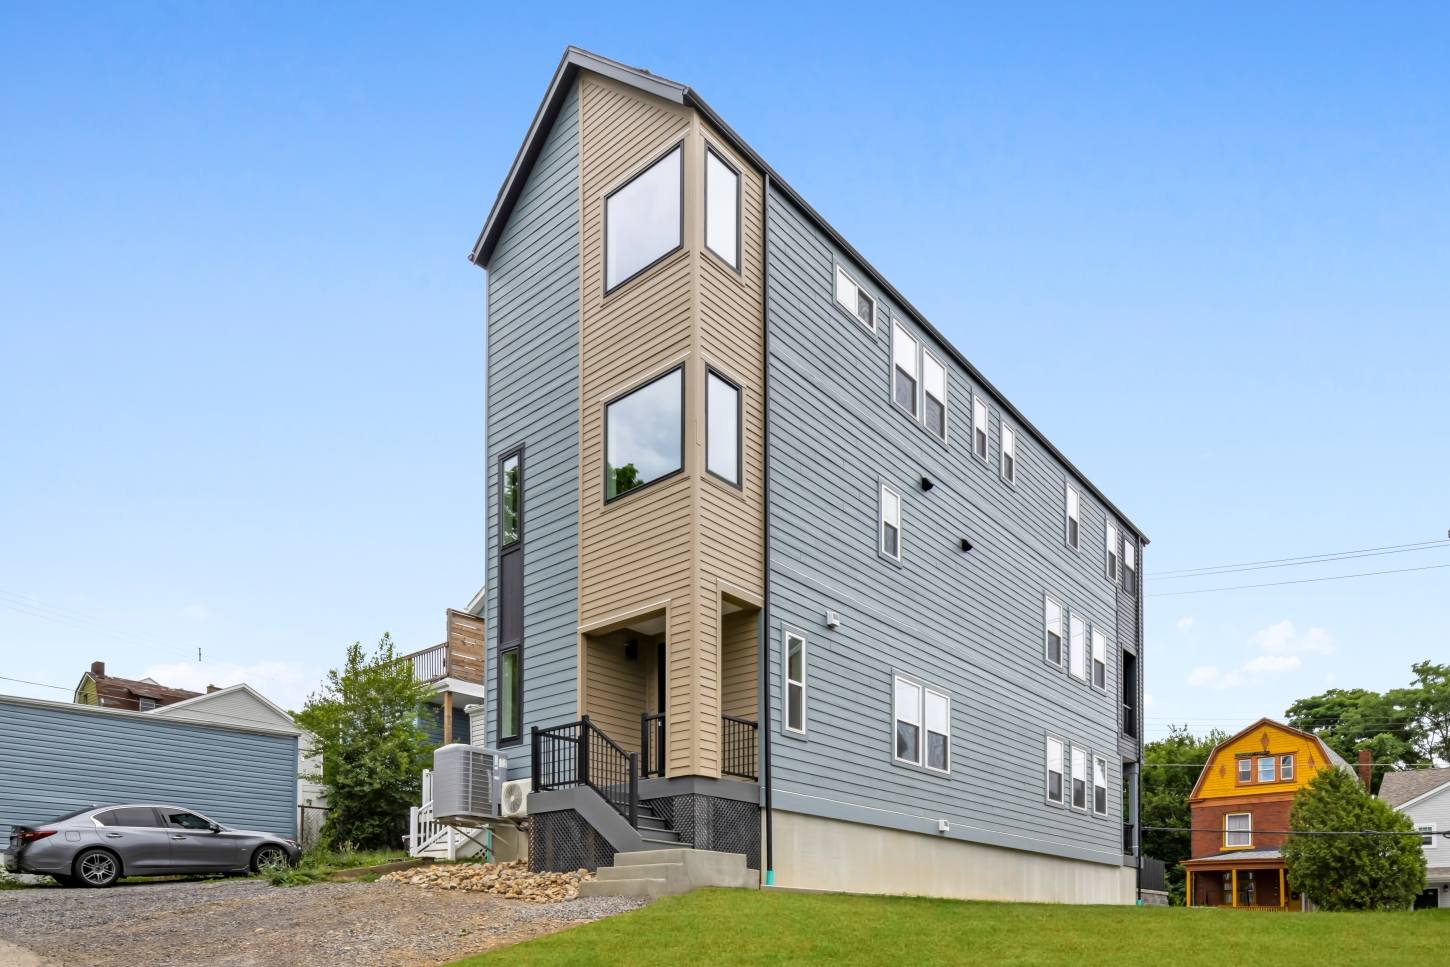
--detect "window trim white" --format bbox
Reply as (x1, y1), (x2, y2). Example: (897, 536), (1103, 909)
(1046, 735), (1065, 804)
(1070, 746), (1088, 811)
(703, 144), (741, 273)
(603, 141), (685, 295)
(1000, 423), (1017, 485)
(893, 676), (922, 766)
(1068, 611), (1087, 681)
(1279, 753), (1295, 781)
(923, 687), (951, 774)
(834, 263), (875, 332)
(1091, 627), (1107, 692)
(1418, 823), (1436, 848)
(1092, 754), (1109, 816)
(783, 630), (807, 735)
(922, 349), (947, 442)
(1105, 520), (1119, 582)
(1224, 811), (1253, 849)
(972, 396), (989, 462)
(879, 483), (903, 561)
(1044, 595), (1064, 667)
(1066, 486), (1080, 551)
(891, 320), (919, 418)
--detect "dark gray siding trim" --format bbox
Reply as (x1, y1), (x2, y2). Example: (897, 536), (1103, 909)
(0, 696), (297, 848)
(764, 184), (1125, 867)
(481, 81), (581, 780)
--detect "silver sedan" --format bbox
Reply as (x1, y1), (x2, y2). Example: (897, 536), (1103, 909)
(6, 804), (299, 887)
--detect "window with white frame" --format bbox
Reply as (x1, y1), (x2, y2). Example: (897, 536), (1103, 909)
(705, 369), (741, 486)
(1418, 824), (1436, 847)
(1093, 755), (1108, 815)
(1122, 538), (1136, 593)
(1091, 627), (1107, 690)
(1044, 597), (1064, 666)
(704, 146), (740, 270)
(1001, 424), (1016, 483)
(894, 677), (921, 764)
(605, 144), (682, 292)
(1237, 758), (1252, 783)
(1066, 486), (1080, 550)
(1225, 812), (1252, 848)
(1105, 521), (1118, 581)
(924, 688), (950, 772)
(1069, 612), (1087, 681)
(836, 265), (875, 330)
(1279, 754), (1294, 781)
(972, 397), (988, 461)
(785, 632), (805, 733)
(922, 351), (946, 440)
(1258, 756), (1276, 782)
(1046, 736), (1064, 803)
(892, 322), (919, 416)
(1071, 747), (1087, 809)
(880, 484), (902, 560)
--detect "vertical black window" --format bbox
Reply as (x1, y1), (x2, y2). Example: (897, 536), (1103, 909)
(785, 632), (805, 733)
(605, 367), (684, 500)
(706, 369), (741, 486)
(1121, 650), (1138, 737)
(497, 450), (524, 743)
(605, 144), (682, 292)
(705, 147), (740, 271)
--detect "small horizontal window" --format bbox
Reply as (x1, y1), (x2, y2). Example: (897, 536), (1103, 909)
(836, 266), (875, 330)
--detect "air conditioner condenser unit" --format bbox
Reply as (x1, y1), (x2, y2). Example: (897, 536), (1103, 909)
(432, 744), (506, 827)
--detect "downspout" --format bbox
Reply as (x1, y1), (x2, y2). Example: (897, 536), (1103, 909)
(760, 171), (775, 887)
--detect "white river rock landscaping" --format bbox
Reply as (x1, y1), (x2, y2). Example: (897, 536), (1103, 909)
(381, 859), (596, 902)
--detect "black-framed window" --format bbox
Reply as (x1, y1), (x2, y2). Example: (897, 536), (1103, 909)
(501, 454), (521, 545)
(605, 143), (683, 293)
(704, 146), (740, 271)
(497, 448), (524, 745)
(499, 646), (521, 742)
(605, 367), (684, 501)
(706, 368), (741, 487)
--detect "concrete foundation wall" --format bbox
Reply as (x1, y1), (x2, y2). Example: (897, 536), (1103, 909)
(773, 810), (1136, 905)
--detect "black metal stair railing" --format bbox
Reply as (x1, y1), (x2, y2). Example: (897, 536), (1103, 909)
(640, 713), (666, 778)
(531, 716), (638, 828)
(721, 714), (759, 780)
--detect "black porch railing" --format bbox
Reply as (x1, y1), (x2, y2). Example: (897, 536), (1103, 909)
(531, 716), (638, 828)
(721, 715), (759, 780)
(640, 713), (666, 778)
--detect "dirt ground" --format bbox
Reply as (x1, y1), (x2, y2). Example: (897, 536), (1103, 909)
(0, 877), (646, 967)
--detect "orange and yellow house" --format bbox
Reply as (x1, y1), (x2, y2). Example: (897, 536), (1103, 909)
(1183, 718), (1351, 910)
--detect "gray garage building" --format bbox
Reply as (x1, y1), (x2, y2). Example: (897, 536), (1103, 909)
(0, 693), (300, 849)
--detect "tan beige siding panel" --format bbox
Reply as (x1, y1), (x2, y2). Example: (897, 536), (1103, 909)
(720, 608), (759, 720)
(582, 629), (648, 752)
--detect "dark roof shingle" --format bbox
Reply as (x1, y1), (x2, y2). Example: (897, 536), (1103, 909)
(1378, 767), (1450, 807)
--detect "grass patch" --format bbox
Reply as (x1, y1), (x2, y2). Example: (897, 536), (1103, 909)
(448, 889), (1450, 967)
(264, 848), (411, 887)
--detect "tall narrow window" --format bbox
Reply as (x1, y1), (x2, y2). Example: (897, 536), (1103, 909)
(605, 144), (682, 291)
(1066, 487), (1080, 549)
(892, 322), (919, 416)
(1001, 425), (1016, 484)
(1091, 628), (1107, 690)
(1069, 612), (1087, 681)
(925, 689), (950, 772)
(1279, 754), (1294, 781)
(1122, 538), (1136, 594)
(1105, 521), (1118, 581)
(1071, 747), (1087, 809)
(706, 369), (741, 486)
(1225, 812), (1252, 848)
(785, 632), (806, 733)
(1046, 737), (1064, 802)
(894, 677), (921, 764)
(1237, 758), (1252, 783)
(1258, 757), (1276, 782)
(835, 266), (874, 330)
(498, 449), (525, 744)
(605, 367), (684, 500)
(499, 648), (521, 740)
(501, 455), (520, 545)
(922, 351), (947, 439)
(1044, 596), (1064, 665)
(880, 484), (902, 560)
(1093, 756), (1108, 815)
(972, 397), (988, 460)
(704, 147), (739, 270)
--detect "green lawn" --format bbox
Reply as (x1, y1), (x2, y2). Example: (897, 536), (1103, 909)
(449, 889), (1449, 967)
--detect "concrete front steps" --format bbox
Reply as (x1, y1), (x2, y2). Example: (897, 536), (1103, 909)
(579, 848), (759, 898)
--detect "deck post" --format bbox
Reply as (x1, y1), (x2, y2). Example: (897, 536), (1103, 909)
(1231, 869), (1238, 907)
(1186, 869), (1192, 907)
(1280, 868), (1286, 909)
(443, 690), (453, 746)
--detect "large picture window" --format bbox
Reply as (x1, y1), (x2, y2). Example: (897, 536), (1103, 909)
(785, 632), (806, 733)
(605, 367), (684, 500)
(892, 321), (919, 416)
(706, 369), (741, 486)
(605, 144), (683, 292)
(704, 147), (740, 270)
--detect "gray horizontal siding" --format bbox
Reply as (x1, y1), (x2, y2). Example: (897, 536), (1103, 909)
(0, 697), (297, 848)
(481, 80), (581, 778)
(765, 185), (1132, 866)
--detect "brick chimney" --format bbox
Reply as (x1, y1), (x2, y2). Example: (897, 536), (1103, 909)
(1358, 749), (1372, 792)
(90, 661), (105, 677)
(207, 685), (220, 693)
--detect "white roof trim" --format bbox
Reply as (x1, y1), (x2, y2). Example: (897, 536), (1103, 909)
(149, 682), (308, 738)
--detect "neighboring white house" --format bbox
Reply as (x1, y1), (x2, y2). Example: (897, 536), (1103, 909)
(149, 684), (325, 808)
(1379, 766), (1450, 909)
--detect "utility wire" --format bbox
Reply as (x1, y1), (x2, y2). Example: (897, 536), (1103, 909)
(0, 675), (72, 691)
(1146, 562), (1450, 597)
(1143, 826), (1446, 838)
(1151, 539), (1450, 580)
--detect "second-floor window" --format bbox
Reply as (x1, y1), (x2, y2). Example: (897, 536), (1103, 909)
(605, 144), (682, 292)
(1001, 425), (1016, 484)
(836, 265), (875, 330)
(1225, 812), (1252, 848)
(880, 484), (902, 560)
(1258, 756), (1276, 782)
(1069, 612), (1087, 681)
(706, 369), (741, 487)
(892, 322), (918, 416)
(704, 147), (740, 271)
(923, 351), (947, 440)
(1105, 521), (1118, 581)
(1091, 628), (1107, 690)
(1066, 486), (1080, 550)
(972, 396), (988, 460)
(1093, 755), (1108, 815)
(1280, 754), (1295, 781)
(785, 632), (806, 733)
(1044, 596), (1064, 665)
(501, 454), (521, 545)
(605, 367), (683, 500)
(1046, 736), (1065, 802)
(1071, 747), (1087, 809)
(1419, 824), (1436, 847)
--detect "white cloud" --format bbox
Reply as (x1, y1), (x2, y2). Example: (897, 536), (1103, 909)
(181, 604), (208, 620)
(1244, 655), (1302, 675)
(141, 661), (319, 713)
(1214, 670), (1243, 690)
(1188, 666), (1219, 687)
(1176, 617), (1194, 630)
(1251, 620), (1332, 655)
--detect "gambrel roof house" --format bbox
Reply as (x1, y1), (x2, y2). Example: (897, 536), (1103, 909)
(1378, 766), (1450, 909)
(469, 47), (1148, 902)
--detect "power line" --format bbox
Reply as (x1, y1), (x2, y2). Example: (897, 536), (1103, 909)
(1146, 562), (1450, 597)
(1143, 826), (1444, 838)
(0, 675), (72, 692)
(1150, 539), (1450, 580)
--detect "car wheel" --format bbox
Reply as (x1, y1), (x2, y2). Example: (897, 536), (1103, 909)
(251, 845), (290, 874)
(74, 849), (121, 888)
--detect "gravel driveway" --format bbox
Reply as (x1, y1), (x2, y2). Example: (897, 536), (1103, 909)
(0, 877), (646, 966)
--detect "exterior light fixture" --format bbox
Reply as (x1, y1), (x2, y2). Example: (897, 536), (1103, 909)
(961, 539), (973, 552)
(921, 476), (934, 491)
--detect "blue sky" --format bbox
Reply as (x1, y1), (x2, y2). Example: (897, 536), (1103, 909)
(3, 3), (1447, 737)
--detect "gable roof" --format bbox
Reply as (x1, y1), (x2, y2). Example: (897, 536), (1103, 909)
(1378, 766), (1450, 809)
(149, 683), (304, 736)
(1188, 717), (1349, 800)
(74, 669), (201, 708)
(470, 46), (1148, 546)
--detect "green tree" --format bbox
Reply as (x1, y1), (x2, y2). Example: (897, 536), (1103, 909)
(1394, 661), (1450, 765)
(294, 634), (434, 850)
(1282, 765), (1426, 911)
(1141, 725), (1226, 905)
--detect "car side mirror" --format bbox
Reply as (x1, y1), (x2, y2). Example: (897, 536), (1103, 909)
(208, 823), (220, 832)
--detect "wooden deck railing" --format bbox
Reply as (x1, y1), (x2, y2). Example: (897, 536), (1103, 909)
(401, 642), (487, 686)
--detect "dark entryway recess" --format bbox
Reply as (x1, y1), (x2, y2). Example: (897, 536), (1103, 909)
(498, 449), (524, 745)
